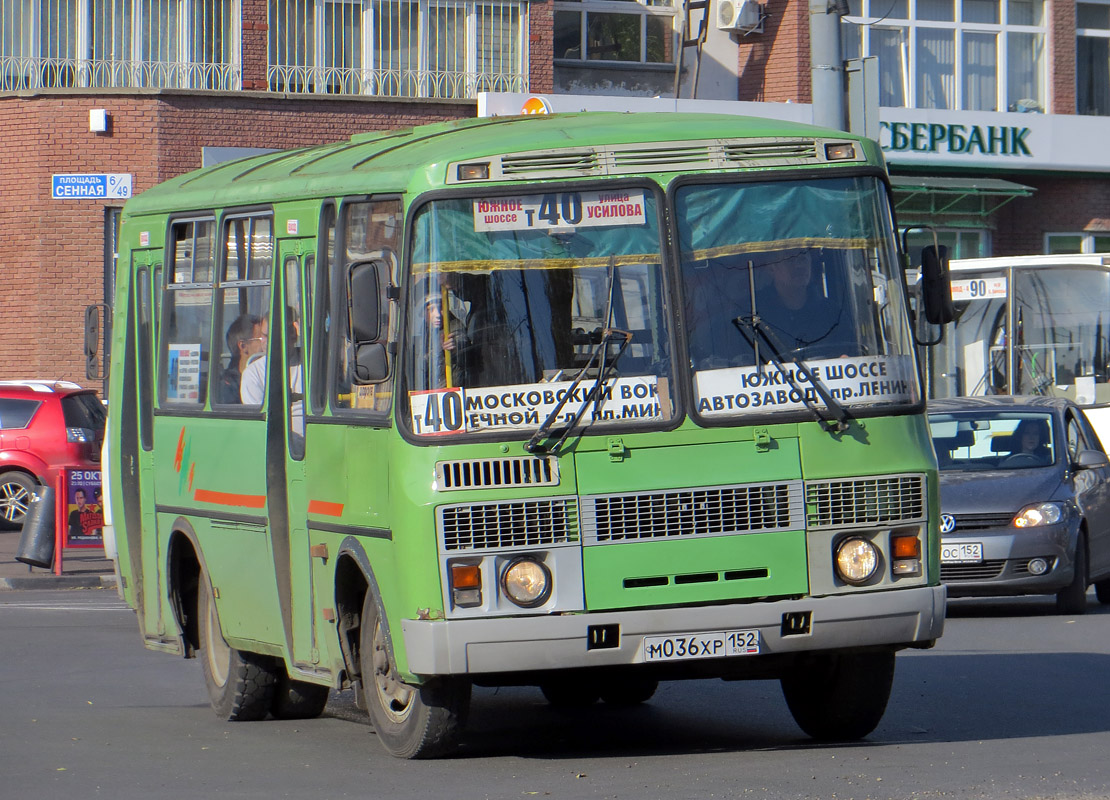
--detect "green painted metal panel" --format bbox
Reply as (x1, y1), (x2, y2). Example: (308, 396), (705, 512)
(583, 530), (809, 610)
(573, 431), (802, 494)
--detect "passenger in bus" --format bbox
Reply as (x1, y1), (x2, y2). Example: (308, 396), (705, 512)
(240, 313), (304, 433)
(217, 313), (264, 404)
(416, 276), (477, 389)
(240, 314), (269, 405)
(756, 248), (856, 359)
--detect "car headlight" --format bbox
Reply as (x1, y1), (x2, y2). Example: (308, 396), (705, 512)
(501, 558), (551, 607)
(1013, 502), (1065, 528)
(835, 537), (879, 585)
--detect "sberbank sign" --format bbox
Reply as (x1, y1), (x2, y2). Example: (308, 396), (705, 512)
(879, 121), (1032, 157)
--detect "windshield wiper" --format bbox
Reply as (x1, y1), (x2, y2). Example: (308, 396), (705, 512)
(523, 327), (632, 454)
(733, 314), (851, 434)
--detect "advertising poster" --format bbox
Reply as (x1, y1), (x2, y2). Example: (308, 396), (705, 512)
(65, 469), (104, 548)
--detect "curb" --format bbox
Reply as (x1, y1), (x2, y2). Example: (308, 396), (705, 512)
(0, 574), (118, 591)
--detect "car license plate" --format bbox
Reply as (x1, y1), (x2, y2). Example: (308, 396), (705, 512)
(941, 541), (983, 564)
(643, 629), (760, 662)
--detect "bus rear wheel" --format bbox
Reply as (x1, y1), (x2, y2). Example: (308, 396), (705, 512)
(359, 592), (469, 758)
(198, 571), (277, 721)
(780, 649), (895, 741)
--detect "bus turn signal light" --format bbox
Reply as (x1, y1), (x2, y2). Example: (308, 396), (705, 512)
(891, 534), (921, 576)
(450, 562), (482, 607)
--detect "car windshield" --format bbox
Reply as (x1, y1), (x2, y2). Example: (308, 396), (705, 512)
(402, 188), (674, 438)
(674, 175), (919, 421)
(928, 411), (1056, 470)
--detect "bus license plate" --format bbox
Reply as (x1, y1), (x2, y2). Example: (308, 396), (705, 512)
(941, 541), (983, 564)
(643, 629), (760, 662)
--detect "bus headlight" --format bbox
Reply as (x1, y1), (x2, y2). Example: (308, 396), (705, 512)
(835, 537), (879, 585)
(501, 558), (551, 608)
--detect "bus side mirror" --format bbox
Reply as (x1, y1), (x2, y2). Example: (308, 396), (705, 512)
(347, 260), (388, 384)
(919, 245), (955, 325)
(84, 303), (111, 381)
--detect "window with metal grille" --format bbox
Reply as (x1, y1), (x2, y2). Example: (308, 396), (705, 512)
(0, 0), (239, 91)
(267, 0), (529, 98)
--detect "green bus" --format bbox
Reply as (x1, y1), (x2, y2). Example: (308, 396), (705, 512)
(101, 112), (951, 758)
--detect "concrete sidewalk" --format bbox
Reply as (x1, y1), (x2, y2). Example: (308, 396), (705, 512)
(0, 527), (117, 591)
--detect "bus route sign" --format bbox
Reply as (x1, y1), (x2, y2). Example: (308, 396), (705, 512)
(52, 173), (132, 200)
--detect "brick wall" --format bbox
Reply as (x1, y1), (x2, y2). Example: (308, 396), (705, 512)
(1050, 0), (1077, 115)
(993, 176), (1110, 255)
(0, 93), (473, 391)
(737, 0), (811, 103)
(529, 0), (555, 93)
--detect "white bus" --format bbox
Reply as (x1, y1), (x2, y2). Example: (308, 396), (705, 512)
(928, 253), (1110, 443)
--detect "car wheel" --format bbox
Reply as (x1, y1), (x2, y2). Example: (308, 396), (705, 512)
(0, 471), (38, 529)
(360, 591), (469, 758)
(1056, 533), (1089, 615)
(781, 649), (895, 741)
(198, 570), (278, 720)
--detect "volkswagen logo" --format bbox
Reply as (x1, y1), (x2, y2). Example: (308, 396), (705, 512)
(939, 514), (956, 534)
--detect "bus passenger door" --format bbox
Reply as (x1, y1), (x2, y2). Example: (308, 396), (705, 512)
(126, 252), (165, 642)
(272, 239), (318, 673)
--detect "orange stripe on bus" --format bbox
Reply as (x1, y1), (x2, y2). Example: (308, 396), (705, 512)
(308, 500), (344, 517)
(194, 488), (267, 509)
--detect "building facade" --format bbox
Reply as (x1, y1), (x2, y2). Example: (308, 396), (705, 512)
(1, 0), (1107, 387)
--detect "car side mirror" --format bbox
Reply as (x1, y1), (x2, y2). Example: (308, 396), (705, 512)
(1074, 449), (1110, 470)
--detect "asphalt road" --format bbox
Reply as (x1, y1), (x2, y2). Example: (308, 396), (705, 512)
(2, 590), (1110, 800)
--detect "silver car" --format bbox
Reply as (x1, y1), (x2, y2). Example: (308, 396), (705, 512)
(929, 396), (1110, 614)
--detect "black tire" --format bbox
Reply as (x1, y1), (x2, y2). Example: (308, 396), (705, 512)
(0, 471), (37, 529)
(1056, 534), (1089, 615)
(540, 680), (600, 707)
(360, 592), (469, 759)
(599, 677), (659, 706)
(198, 572), (277, 721)
(1096, 579), (1110, 605)
(781, 649), (896, 741)
(272, 673), (330, 720)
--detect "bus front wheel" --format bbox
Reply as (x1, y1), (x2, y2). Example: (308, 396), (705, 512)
(780, 649), (895, 741)
(359, 592), (470, 758)
(198, 571), (277, 721)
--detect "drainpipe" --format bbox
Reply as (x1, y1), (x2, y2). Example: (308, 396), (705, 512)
(810, 0), (850, 131)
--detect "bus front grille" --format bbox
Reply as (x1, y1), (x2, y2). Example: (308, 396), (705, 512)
(805, 474), (927, 529)
(438, 497), (579, 552)
(580, 481), (804, 544)
(437, 456), (559, 490)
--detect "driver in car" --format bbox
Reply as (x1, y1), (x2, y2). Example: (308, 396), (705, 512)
(756, 247), (857, 359)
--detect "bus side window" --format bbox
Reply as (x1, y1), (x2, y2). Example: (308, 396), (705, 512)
(310, 204), (335, 416)
(285, 255), (305, 459)
(215, 214), (273, 408)
(161, 218), (216, 406)
(334, 198), (400, 413)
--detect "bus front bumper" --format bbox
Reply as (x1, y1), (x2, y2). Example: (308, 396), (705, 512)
(401, 584), (946, 676)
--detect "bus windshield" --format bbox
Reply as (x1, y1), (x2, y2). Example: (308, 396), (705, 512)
(402, 188), (675, 437)
(674, 175), (919, 420)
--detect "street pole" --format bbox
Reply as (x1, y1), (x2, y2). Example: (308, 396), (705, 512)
(810, 0), (849, 131)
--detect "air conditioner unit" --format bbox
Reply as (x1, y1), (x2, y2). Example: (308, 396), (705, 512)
(717, 0), (762, 32)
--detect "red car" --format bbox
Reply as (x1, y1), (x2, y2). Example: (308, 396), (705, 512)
(0, 381), (106, 529)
